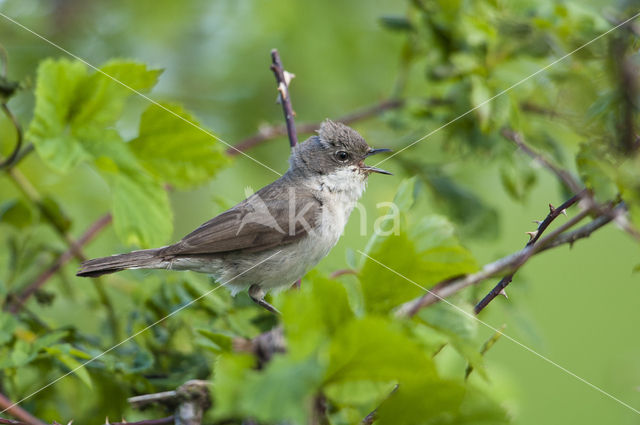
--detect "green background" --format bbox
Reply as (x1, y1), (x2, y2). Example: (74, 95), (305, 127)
(1, 0), (639, 423)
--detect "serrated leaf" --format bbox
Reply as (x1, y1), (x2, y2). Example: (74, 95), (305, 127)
(211, 354), (257, 419)
(325, 317), (436, 384)
(240, 355), (324, 425)
(280, 273), (353, 358)
(27, 59), (89, 172)
(88, 129), (173, 247)
(73, 60), (161, 128)
(130, 102), (229, 188)
(360, 216), (477, 313)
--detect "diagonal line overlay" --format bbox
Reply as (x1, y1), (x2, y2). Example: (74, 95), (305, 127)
(358, 250), (640, 415)
(0, 250), (282, 414)
(0, 12), (282, 177)
(373, 11), (640, 168)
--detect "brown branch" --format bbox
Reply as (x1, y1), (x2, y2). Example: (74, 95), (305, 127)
(269, 49), (303, 290)
(8, 213), (112, 313)
(501, 128), (583, 194)
(474, 191), (586, 313)
(395, 203), (621, 317)
(270, 49), (298, 149)
(228, 98), (405, 155)
(0, 392), (46, 425)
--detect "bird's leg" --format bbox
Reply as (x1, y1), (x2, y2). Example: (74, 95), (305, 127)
(248, 284), (281, 314)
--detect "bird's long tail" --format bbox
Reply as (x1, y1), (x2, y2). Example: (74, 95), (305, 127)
(76, 249), (164, 277)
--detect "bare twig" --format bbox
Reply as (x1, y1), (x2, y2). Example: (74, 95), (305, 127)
(269, 49), (303, 290)
(501, 128), (583, 194)
(0, 392), (46, 425)
(474, 191), (586, 313)
(270, 49), (298, 149)
(228, 98), (405, 155)
(395, 202), (617, 317)
(127, 381), (210, 425)
(8, 214), (113, 313)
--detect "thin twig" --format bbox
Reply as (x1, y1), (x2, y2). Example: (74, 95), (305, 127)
(269, 49), (302, 290)
(395, 203), (618, 317)
(501, 128), (583, 195)
(0, 392), (46, 425)
(474, 191), (586, 313)
(228, 99), (405, 155)
(270, 49), (298, 149)
(8, 214), (113, 313)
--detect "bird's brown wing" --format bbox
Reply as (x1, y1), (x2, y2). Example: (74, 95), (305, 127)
(160, 183), (321, 256)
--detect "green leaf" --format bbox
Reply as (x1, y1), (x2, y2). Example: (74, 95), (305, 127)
(73, 60), (161, 128)
(360, 177), (417, 264)
(418, 301), (487, 378)
(212, 353), (256, 420)
(576, 143), (617, 201)
(240, 355), (324, 425)
(0, 199), (32, 229)
(27, 59), (89, 172)
(360, 216), (477, 314)
(89, 130), (173, 247)
(44, 345), (93, 389)
(27, 58), (160, 173)
(325, 317), (436, 384)
(470, 76), (492, 131)
(0, 313), (17, 346)
(196, 328), (234, 354)
(280, 272), (353, 358)
(130, 102), (229, 188)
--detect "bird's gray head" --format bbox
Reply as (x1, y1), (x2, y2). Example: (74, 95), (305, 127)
(288, 120), (391, 178)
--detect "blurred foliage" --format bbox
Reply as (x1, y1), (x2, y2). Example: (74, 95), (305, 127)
(1, 0), (640, 424)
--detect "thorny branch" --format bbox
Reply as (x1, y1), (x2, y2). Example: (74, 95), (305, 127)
(501, 128), (583, 194)
(395, 202), (623, 317)
(474, 190), (586, 314)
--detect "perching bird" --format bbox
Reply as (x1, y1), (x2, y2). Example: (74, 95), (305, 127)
(77, 120), (391, 312)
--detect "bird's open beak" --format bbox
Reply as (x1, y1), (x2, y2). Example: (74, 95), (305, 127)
(362, 148), (392, 175)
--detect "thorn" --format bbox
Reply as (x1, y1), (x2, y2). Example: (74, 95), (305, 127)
(105, 417), (110, 425)
(560, 209), (567, 216)
(499, 289), (508, 299)
(121, 418), (127, 424)
(526, 230), (538, 241)
(283, 70), (296, 86)
(67, 421), (73, 425)
(549, 203), (556, 213)
(532, 220), (542, 225)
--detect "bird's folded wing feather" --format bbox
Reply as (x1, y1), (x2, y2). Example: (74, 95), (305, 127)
(160, 184), (321, 256)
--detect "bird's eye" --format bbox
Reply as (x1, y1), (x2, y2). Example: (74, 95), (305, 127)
(335, 151), (349, 162)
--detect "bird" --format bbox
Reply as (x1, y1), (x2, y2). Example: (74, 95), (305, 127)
(77, 119), (391, 313)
